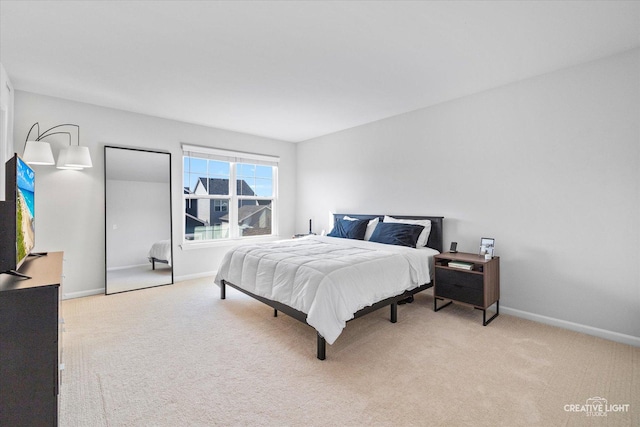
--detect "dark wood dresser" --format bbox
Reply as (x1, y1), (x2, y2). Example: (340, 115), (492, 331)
(0, 252), (64, 427)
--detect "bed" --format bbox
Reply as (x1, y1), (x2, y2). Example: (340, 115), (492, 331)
(215, 214), (444, 359)
(148, 239), (172, 269)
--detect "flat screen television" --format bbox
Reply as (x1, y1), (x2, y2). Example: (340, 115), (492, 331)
(0, 154), (36, 277)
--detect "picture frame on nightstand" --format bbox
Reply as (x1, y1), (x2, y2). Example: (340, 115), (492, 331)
(479, 237), (495, 258)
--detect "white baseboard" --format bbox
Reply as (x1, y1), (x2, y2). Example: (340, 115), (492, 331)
(173, 270), (217, 282)
(501, 306), (640, 348)
(106, 263), (149, 272)
(61, 272), (217, 300)
(62, 288), (104, 300)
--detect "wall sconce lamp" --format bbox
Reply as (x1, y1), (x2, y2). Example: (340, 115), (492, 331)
(23, 123), (55, 165)
(23, 122), (93, 169)
(53, 132), (83, 170)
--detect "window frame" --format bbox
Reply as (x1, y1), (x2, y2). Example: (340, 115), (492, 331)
(182, 144), (279, 245)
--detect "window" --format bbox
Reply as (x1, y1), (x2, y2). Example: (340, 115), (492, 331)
(182, 144), (278, 243)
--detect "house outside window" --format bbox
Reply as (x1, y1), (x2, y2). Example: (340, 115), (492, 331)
(182, 144), (278, 243)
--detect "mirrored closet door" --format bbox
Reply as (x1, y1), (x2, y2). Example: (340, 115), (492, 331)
(105, 146), (173, 294)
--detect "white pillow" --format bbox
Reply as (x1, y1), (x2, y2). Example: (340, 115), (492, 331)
(383, 215), (431, 248)
(343, 216), (379, 241)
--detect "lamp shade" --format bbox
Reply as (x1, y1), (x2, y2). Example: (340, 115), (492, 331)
(61, 145), (93, 168)
(23, 140), (55, 165)
(56, 148), (84, 170)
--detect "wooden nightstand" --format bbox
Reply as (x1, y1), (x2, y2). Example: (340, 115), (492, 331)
(433, 252), (500, 325)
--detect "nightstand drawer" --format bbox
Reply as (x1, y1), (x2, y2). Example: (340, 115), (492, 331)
(435, 268), (483, 290)
(436, 282), (483, 306)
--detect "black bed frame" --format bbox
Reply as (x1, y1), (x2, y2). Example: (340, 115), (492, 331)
(149, 257), (169, 270)
(220, 214), (444, 360)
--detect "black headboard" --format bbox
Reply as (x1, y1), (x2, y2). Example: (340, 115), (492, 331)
(333, 214), (444, 253)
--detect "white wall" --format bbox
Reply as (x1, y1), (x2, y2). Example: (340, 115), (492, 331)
(0, 63), (15, 201)
(296, 49), (640, 342)
(106, 180), (170, 269)
(13, 92), (296, 298)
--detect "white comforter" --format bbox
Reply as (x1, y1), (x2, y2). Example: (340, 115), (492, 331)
(214, 235), (438, 345)
(148, 240), (172, 266)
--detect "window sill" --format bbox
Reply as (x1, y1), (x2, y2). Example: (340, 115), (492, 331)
(180, 235), (284, 251)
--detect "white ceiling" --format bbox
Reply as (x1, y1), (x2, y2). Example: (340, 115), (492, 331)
(1, 1), (639, 142)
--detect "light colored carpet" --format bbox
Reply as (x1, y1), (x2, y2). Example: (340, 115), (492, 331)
(106, 264), (172, 294)
(60, 277), (638, 426)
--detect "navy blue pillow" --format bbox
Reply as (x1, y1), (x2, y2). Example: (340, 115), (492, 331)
(327, 218), (369, 240)
(369, 222), (425, 248)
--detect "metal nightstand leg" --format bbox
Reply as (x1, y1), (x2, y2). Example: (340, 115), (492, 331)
(434, 297), (453, 312)
(475, 300), (499, 326)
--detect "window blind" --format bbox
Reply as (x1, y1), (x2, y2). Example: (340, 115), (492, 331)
(181, 144), (279, 167)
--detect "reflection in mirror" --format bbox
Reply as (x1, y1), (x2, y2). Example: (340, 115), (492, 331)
(105, 146), (173, 294)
